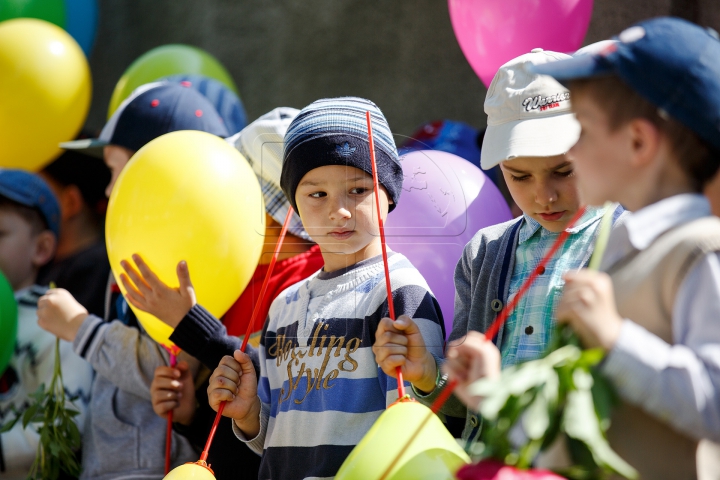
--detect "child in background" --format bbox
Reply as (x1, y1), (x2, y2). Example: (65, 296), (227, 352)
(374, 49), (624, 444)
(131, 107), (324, 480)
(532, 17), (720, 479)
(0, 170), (92, 479)
(205, 97), (445, 479)
(35, 83), (229, 479)
(38, 146), (111, 318)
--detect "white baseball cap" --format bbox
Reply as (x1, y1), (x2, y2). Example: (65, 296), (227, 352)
(480, 48), (581, 170)
(226, 107), (311, 240)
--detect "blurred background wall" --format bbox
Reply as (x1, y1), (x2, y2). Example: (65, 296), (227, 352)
(85, 0), (720, 137)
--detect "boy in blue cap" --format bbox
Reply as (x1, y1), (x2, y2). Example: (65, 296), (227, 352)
(0, 170), (93, 479)
(447, 17), (720, 479)
(205, 97), (445, 480)
(36, 82), (229, 479)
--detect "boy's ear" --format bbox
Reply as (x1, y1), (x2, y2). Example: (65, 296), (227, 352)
(59, 185), (85, 221)
(628, 118), (662, 168)
(32, 231), (56, 269)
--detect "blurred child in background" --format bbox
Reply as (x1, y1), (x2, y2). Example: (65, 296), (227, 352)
(0, 170), (92, 480)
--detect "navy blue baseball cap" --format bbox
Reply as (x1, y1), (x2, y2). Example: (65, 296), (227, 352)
(0, 169), (60, 238)
(532, 17), (720, 152)
(61, 82), (229, 158)
(163, 74), (247, 135)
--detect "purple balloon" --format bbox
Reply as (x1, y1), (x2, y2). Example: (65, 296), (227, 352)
(385, 150), (512, 339)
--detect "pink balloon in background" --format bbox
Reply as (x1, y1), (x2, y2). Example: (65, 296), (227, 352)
(448, 0), (594, 87)
(385, 150), (512, 339)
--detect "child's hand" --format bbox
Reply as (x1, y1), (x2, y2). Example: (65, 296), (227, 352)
(37, 289), (88, 342)
(372, 315), (438, 393)
(443, 331), (500, 411)
(119, 254), (197, 328)
(151, 361), (196, 426)
(557, 270), (623, 351)
(207, 350), (260, 438)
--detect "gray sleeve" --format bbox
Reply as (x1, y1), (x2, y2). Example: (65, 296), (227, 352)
(601, 253), (720, 442)
(450, 241), (476, 343)
(413, 239), (476, 418)
(232, 401), (269, 456)
(73, 315), (168, 400)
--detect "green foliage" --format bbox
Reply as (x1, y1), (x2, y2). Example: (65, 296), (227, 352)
(0, 338), (82, 479)
(467, 325), (638, 479)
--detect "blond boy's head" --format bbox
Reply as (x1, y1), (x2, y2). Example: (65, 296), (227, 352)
(534, 17), (720, 211)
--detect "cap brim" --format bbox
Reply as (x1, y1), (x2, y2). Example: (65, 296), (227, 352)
(59, 138), (107, 159)
(530, 54), (614, 83)
(481, 113), (580, 169)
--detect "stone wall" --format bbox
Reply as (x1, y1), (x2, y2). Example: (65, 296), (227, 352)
(86, 0), (720, 138)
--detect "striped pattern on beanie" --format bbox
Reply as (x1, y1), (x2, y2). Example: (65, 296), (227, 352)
(280, 97), (403, 212)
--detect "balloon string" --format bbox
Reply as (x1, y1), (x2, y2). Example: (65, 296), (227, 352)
(165, 352), (177, 474)
(201, 207), (295, 463)
(383, 206), (589, 475)
(366, 111), (404, 398)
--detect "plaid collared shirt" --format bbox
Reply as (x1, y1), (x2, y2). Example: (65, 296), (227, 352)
(500, 206), (605, 368)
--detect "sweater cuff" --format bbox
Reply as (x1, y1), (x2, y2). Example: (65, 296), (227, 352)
(232, 402), (268, 456)
(72, 314), (108, 360)
(170, 305), (225, 355)
(411, 354), (444, 398)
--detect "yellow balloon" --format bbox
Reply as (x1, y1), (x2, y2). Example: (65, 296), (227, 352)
(0, 18), (91, 171)
(335, 401), (470, 480)
(106, 130), (265, 348)
(163, 463), (215, 480)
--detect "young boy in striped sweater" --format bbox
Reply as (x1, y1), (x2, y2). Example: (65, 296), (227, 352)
(207, 97), (445, 479)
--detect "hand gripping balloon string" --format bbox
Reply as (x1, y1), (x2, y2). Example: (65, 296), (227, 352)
(366, 111), (405, 399)
(199, 207), (295, 466)
(380, 206), (589, 477)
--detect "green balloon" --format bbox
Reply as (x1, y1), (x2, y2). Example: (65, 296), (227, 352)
(108, 44), (238, 119)
(0, 0), (65, 27)
(0, 271), (18, 377)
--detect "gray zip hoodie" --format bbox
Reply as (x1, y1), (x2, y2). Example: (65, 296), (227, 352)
(73, 315), (198, 480)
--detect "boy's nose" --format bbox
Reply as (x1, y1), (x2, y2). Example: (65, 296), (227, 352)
(328, 198), (352, 222)
(535, 182), (557, 206)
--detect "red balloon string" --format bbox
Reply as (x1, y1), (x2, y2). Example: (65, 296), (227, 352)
(366, 111), (405, 399)
(200, 207), (295, 464)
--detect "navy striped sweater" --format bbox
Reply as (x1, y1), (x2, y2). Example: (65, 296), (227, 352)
(233, 252), (445, 480)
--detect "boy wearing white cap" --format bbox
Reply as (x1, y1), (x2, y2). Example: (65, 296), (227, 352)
(374, 49), (624, 444)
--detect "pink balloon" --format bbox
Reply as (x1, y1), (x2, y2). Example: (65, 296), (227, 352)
(385, 150), (512, 339)
(448, 0), (594, 86)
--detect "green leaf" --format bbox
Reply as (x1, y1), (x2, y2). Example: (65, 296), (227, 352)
(523, 389), (550, 440)
(576, 348), (605, 369)
(563, 387), (638, 479)
(22, 403), (40, 428)
(590, 370), (617, 432)
(0, 414), (20, 433)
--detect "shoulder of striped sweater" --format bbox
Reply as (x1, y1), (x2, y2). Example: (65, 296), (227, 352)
(388, 254), (430, 285)
(267, 272), (317, 316)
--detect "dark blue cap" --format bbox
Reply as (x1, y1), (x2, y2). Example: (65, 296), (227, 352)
(0, 169), (60, 238)
(61, 82), (229, 157)
(533, 17), (720, 152)
(163, 74), (247, 135)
